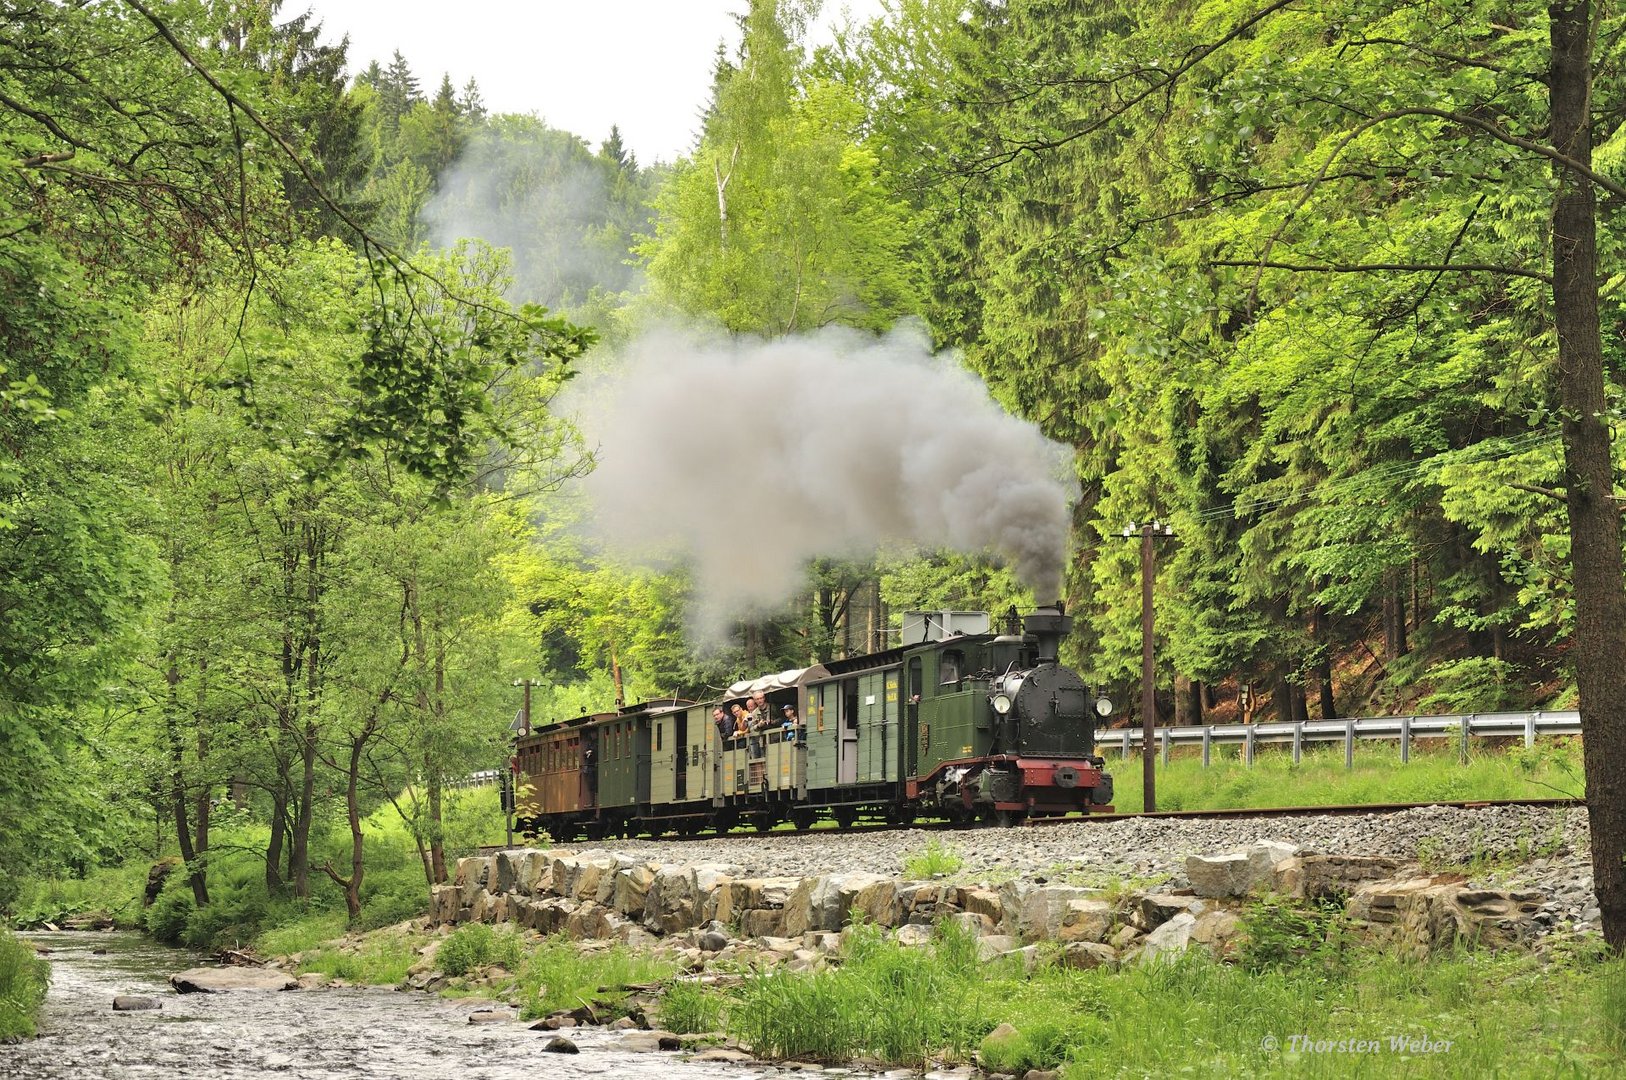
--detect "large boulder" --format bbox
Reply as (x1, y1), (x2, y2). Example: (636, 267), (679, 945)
(144, 857), (181, 907)
(457, 857), (490, 906)
(1272, 854), (1410, 900)
(1138, 911), (1196, 964)
(1060, 942), (1118, 970)
(739, 908), (785, 937)
(1008, 885), (1110, 942)
(781, 873), (891, 935)
(531, 896), (579, 934)
(612, 865), (657, 917)
(643, 864), (737, 934)
(1188, 841), (1300, 898)
(171, 967), (299, 993)
(112, 996), (162, 1011)
(714, 877), (798, 924)
(1345, 877), (1545, 957)
(1191, 909), (1244, 958)
(893, 924), (934, 947)
(494, 850), (523, 893)
(853, 880), (902, 927)
(976, 934), (1019, 962)
(565, 902), (616, 940)
(430, 885), (460, 925)
(518, 850), (552, 894)
(958, 887), (1003, 924)
(1133, 893), (1206, 931)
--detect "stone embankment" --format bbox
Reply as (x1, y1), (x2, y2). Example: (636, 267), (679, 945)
(429, 804), (1596, 973)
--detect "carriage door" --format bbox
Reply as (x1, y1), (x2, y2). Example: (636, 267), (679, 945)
(906, 657), (921, 776)
(674, 712), (689, 800)
(838, 678), (859, 784)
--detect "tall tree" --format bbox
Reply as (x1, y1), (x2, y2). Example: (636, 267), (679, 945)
(903, 0), (1626, 947)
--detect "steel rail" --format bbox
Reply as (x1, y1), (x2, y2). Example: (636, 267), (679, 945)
(475, 796), (1586, 853)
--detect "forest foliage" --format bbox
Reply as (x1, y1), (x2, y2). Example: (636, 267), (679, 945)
(2, 0), (1623, 940)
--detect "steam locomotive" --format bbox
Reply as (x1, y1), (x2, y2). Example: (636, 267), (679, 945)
(510, 606), (1115, 839)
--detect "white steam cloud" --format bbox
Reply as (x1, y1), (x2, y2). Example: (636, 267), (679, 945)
(568, 325), (1074, 632)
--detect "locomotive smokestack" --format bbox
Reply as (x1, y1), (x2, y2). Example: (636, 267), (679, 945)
(1023, 602), (1072, 665)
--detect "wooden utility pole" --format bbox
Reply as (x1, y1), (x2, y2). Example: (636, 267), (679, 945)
(1124, 521), (1175, 812)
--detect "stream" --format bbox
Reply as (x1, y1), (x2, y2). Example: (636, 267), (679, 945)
(0, 931), (795, 1080)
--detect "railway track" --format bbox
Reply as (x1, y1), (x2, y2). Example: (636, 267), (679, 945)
(477, 796), (1585, 854)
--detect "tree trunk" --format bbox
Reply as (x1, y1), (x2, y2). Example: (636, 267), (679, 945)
(428, 777), (447, 885)
(1272, 673), (1293, 724)
(340, 734), (366, 922)
(430, 615), (449, 884)
(292, 519), (325, 899)
(1311, 605), (1337, 719)
(166, 659), (209, 907)
(1551, 0), (1626, 951)
(1173, 674), (1199, 726)
(266, 785), (287, 893)
(1382, 567), (1409, 659)
(292, 721), (316, 898)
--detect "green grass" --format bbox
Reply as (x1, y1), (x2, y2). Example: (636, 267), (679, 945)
(256, 910), (352, 957)
(1108, 739), (1583, 813)
(293, 926), (427, 985)
(727, 919), (988, 1067)
(437, 923), (525, 977)
(8, 783), (508, 952)
(513, 937), (676, 1020)
(0, 929), (49, 1043)
(658, 979), (726, 1033)
(902, 838), (964, 879)
(9, 862), (149, 930)
(714, 916), (1622, 1076)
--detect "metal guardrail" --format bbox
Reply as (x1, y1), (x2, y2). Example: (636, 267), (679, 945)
(448, 769), (503, 790)
(1099, 710), (1582, 767)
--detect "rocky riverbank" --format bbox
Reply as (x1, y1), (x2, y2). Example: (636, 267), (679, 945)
(420, 804), (1597, 978)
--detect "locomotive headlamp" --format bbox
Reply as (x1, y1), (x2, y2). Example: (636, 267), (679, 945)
(1094, 696), (1114, 718)
(991, 693), (1013, 715)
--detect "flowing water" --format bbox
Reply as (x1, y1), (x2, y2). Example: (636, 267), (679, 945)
(0, 931), (787, 1080)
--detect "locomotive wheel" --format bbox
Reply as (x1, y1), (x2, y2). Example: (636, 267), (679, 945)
(991, 809), (1027, 829)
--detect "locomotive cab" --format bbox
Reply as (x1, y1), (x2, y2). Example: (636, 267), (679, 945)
(904, 604), (1114, 823)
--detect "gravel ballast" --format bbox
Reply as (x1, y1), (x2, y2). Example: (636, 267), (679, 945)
(582, 804), (1600, 936)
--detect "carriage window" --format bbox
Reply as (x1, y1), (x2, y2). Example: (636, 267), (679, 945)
(656, 724), (662, 752)
(940, 650), (962, 686)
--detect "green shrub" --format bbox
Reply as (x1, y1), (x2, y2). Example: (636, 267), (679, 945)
(729, 918), (993, 1066)
(979, 1014), (1110, 1074)
(437, 923), (524, 977)
(730, 967), (864, 1062)
(296, 933), (423, 986)
(659, 979), (725, 1034)
(1236, 894), (1349, 973)
(514, 937), (675, 1020)
(10, 862), (147, 930)
(143, 878), (195, 944)
(358, 880), (428, 931)
(0, 929), (49, 1042)
(256, 909), (349, 958)
(902, 839), (964, 879)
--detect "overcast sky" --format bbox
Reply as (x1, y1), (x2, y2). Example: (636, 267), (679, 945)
(304, 1), (887, 164)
